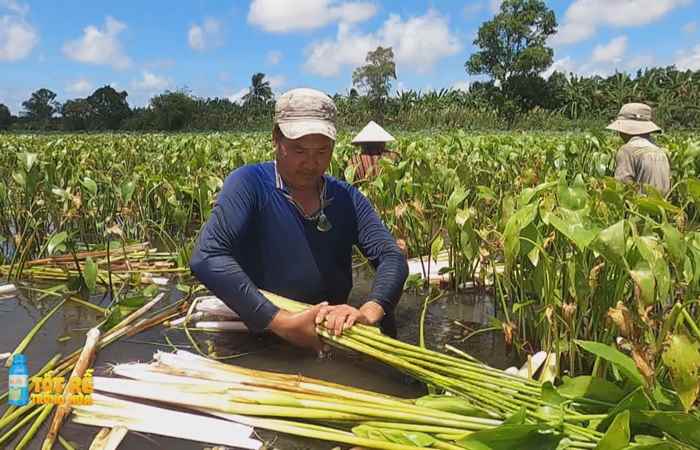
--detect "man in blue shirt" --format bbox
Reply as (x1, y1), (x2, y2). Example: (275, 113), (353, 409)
(190, 88), (408, 353)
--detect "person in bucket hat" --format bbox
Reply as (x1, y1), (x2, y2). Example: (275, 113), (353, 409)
(190, 88), (408, 354)
(607, 103), (671, 196)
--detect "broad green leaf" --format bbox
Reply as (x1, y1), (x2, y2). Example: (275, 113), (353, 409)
(629, 261), (656, 307)
(597, 410), (630, 450)
(457, 424), (562, 450)
(635, 236), (670, 304)
(598, 387), (650, 432)
(382, 429), (436, 447)
(81, 177), (97, 196)
(557, 376), (625, 403)
(548, 208), (600, 251)
(51, 187), (71, 201)
(660, 223), (686, 269)
(476, 185), (497, 203)
(344, 164), (356, 183)
(558, 175), (589, 210)
(503, 408), (527, 425)
(20, 152), (38, 171)
(447, 186), (468, 216)
(504, 203), (538, 274)
(352, 425), (436, 447)
(83, 256), (97, 294)
(630, 411), (700, 447)
(47, 231), (68, 256)
(455, 208), (473, 229)
(686, 178), (700, 203)
(592, 220), (627, 269)
(602, 188), (625, 211)
(575, 340), (646, 387)
(120, 181), (136, 203)
(520, 181), (557, 206)
(634, 196), (681, 217)
(12, 171), (26, 187)
(661, 334), (700, 412)
(431, 235), (444, 262)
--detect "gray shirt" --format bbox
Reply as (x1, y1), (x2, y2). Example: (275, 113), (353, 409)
(614, 136), (671, 196)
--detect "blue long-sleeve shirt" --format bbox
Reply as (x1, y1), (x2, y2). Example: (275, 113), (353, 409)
(189, 161), (408, 333)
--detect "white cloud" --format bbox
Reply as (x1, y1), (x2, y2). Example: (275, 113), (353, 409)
(675, 44), (700, 70)
(248, 0), (376, 32)
(592, 36), (628, 63)
(266, 74), (287, 90)
(542, 56), (577, 78)
(188, 18), (223, 52)
(683, 21), (698, 33)
(131, 71), (171, 92)
(625, 54), (654, 70)
(464, 0), (501, 16)
(227, 88), (248, 104)
(0, 0), (29, 15)
(452, 80), (470, 91)
(553, 0), (691, 45)
(66, 78), (93, 96)
(63, 17), (131, 69)
(266, 50), (282, 65)
(145, 58), (176, 70)
(304, 10), (461, 77)
(0, 14), (38, 61)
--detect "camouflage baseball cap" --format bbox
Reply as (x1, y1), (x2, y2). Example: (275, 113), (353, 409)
(606, 103), (661, 135)
(274, 88), (337, 141)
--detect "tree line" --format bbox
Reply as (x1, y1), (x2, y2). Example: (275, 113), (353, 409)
(1, 0), (699, 132)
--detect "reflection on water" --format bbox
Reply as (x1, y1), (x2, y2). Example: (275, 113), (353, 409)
(0, 269), (517, 450)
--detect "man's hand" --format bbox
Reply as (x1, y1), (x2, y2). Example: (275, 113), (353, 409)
(315, 301), (385, 336)
(267, 302), (328, 352)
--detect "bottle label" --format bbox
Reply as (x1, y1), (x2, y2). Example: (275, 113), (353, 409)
(8, 374), (28, 401)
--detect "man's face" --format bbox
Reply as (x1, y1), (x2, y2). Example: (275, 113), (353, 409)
(276, 131), (334, 190)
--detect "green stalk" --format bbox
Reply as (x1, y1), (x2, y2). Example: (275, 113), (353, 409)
(225, 391), (497, 429)
(681, 308), (700, 341)
(5, 298), (67, 367)
(0, 404), (43, 447)
(0, 405), (16, 422)
(319, 331), (520, 415)
(351, 332), (540, 394)
(348, 326), (540, 388)
(211, 412), (433, 450)
(69, 296), (108, 315)
(0, 404), (35, 431)
(58, 434), (77, 450)
(16, 403), (54, 450)
(361, 421), (480, 434)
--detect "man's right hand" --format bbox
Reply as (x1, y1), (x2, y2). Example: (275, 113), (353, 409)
(267, 302), (328, 353)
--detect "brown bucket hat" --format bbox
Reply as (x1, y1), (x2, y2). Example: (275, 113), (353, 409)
(606, 103), (661, 136)
(274, 88), (337, 141)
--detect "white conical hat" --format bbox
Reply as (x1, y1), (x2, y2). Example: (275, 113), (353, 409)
(351, 121), (395, 144)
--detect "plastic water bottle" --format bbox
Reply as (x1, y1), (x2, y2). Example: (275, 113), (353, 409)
(8, 354), (29, 406)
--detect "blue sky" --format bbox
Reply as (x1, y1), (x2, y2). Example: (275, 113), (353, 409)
(1, 0), (699, 114)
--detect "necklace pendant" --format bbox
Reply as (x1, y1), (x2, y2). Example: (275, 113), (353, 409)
(316, 212), (332, 232)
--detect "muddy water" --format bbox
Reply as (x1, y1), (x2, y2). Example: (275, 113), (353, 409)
(0, 269), (517, 450)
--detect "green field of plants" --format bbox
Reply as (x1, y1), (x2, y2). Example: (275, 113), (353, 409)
(1, 131), (699, 449)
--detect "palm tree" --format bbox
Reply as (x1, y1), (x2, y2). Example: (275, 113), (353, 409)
(242, 73), (273, 107)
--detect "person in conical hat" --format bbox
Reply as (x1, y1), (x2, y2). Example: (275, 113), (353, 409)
(350, 120), (398, 181)
(607, 103), (671, 196)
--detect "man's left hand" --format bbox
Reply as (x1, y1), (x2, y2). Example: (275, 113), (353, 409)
(315, 302), (385, 336)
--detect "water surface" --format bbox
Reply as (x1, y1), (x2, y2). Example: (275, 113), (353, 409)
(0, 269), (517, 450)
